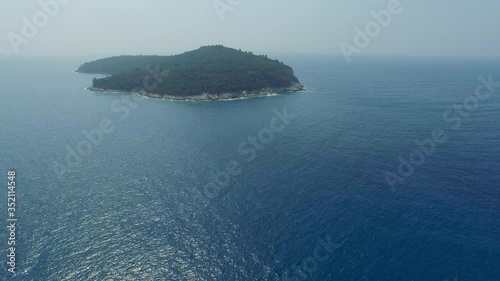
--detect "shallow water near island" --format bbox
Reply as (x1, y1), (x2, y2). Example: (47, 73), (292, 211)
(1, 56), (499, 280)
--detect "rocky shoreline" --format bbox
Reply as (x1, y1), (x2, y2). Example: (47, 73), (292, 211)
(87, 83), (305, 101)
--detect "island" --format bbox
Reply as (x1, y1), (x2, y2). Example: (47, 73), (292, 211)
(77, 45), (305, 101)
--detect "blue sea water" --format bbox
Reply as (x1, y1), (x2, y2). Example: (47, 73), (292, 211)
(0, 56), (499, 281)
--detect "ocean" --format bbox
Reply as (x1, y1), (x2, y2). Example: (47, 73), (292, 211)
(0, 56), (499, 280)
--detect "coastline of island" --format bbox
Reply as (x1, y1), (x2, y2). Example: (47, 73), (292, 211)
(78, 45), (305, 101)
(86, 82), (305, 101)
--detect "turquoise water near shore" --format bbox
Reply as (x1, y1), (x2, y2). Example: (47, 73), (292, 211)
(0, 56), (499, 280)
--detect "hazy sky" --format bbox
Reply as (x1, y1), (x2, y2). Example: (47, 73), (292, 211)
(1, 0), (500, 58)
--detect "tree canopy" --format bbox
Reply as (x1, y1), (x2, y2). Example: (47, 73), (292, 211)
(77, 45), (302, 97)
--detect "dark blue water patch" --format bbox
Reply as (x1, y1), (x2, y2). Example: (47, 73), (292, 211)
(0, 56), (499, 280)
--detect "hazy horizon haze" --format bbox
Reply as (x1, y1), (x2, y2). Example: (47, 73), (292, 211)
(1, 0), (500, 58)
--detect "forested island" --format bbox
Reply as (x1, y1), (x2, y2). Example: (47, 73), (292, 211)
(77, 45), (304, 100)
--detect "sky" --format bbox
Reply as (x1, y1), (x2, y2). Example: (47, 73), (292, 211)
(1, 0), (500, 58)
